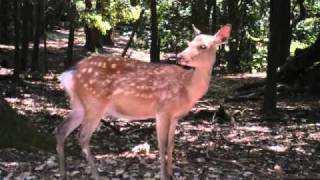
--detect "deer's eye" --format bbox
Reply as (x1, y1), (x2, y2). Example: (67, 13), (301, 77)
(199, 44), (207, 50)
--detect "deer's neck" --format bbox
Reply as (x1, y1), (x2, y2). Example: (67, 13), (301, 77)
(187, 54), (215, 103)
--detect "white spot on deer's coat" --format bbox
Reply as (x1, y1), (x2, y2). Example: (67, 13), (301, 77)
(113, 89), (124, 95)
(111, 64), (117, 69)
(81, 68), (87, 73)
(87, 67), (93, 73)
(89, 79), (95, 84)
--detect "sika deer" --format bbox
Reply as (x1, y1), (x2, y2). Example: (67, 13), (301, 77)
(56, 24), (231, 180)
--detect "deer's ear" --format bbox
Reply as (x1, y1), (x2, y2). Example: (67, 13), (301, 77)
(213, 24), (231, 45)
(192, 24), (201, 36)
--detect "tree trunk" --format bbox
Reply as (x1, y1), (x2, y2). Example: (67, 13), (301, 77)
(0, 98), (55, 152)
(31, 0), (42, 72)
(42, 0), (48, 73)
(226, 0), (242, 72)
(263, 0), (282, 115)
(14, 0), (21, 76)
(96, 0), (113, 46)
(191, 0), (211, 33)
(0, 0), (10, 43)
(211, 0), (217, 32)
(20, 0), (32, 71)
(85, 27), (102, 52)
(103, 29), (114, 46)
(84, 0), (102, 52)
(66, 1), (76, 69)
(278, 0), (291, 67)
(150, 0), (160, 62)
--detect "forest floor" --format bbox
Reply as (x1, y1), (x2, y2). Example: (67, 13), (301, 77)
(0, 28), (320, 180)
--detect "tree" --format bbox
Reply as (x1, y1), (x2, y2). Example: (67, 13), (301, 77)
(191, 0), (213, 33)
(84, 0), (102, 52)
(20, 0), (32, 71)
(263, 0), (291, 115)
(278, 0), (291, 67)
(225, 0), (243, 72)
(150, 0), (160, 62)
(14, 0), (21, 76)
(0, 0), (10, 43)
(66, 0), (77, 69)
(31, 0), (43, 72)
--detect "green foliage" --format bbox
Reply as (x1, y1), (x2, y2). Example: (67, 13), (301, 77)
(291, 0), (320, 55)
(76, 0), (141, 34)
(107, 1), (141, 26)
(46, 0), (320, 73)
(81, 12), (111, 34)
(158, 0), (192, 53)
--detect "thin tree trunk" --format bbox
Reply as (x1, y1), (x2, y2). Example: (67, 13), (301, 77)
(211, 0), (217, 32)
(31, 0), (42, 72)
(42, 0), (48, 73)
(226, 0), (241, 72)
(20, 0), (31, 71)
(122, 9), (145, 57)
(150, 0), (160, 62)
(66, 1), (76, 69)
(191, 0), (210, 33)
(84, 0), (102, 52)
(14, 0), (21, 76)
(0, 0), (10, 43)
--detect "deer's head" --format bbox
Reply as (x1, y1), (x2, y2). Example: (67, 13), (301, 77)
(177, 24), (231, 68)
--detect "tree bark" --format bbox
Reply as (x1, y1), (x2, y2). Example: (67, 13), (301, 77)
(191, 0), (211, 33)
(226, 0), (242, 72)
(0, 0), (10, 43)
(42, 0), (48, 73)
(31, 0), (42, 72)
(84, 0), (102, 52)
(66, 1), (76, 69)
(211, 0), (217, 32)
(0, 98), (55, 152)
(14, 0), (21, 76)
(278, 0), (291, 67)
(150, 0), (160, 62)
(263, 0), (282, 115)
(20, 0), (32, 71)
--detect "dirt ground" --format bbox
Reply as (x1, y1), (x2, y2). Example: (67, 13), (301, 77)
(0, 29), (320, 180)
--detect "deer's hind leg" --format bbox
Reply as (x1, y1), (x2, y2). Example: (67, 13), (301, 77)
(56, 99), (85, 179)
(78, 104), (106, 180)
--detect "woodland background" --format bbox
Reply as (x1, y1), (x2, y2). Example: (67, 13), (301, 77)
(0, 0), (320, 179)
